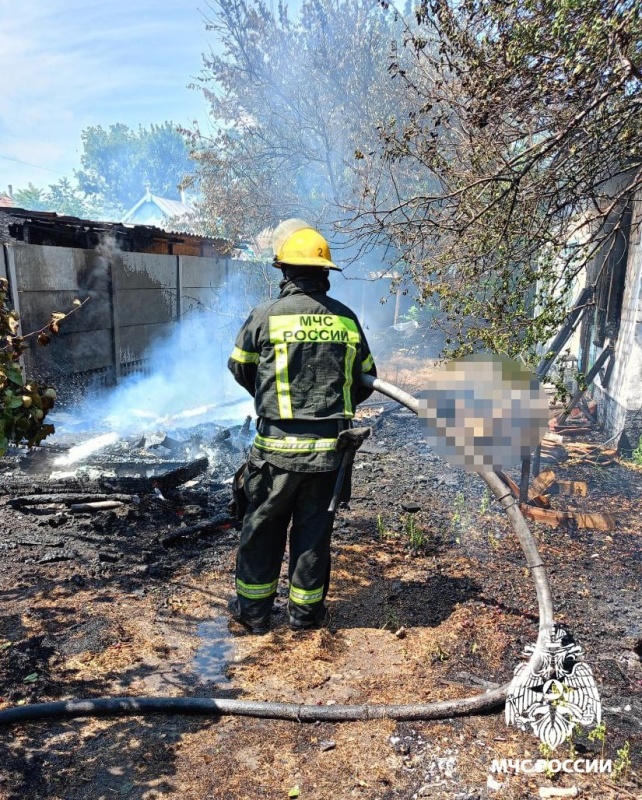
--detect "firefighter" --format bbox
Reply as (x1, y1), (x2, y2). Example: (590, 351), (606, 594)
(227, 221), (377, 633)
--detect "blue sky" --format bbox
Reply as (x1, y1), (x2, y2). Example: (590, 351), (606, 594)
(0, 0), (214, 194)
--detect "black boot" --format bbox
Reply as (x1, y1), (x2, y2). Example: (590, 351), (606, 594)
(227, 598), (270, 635)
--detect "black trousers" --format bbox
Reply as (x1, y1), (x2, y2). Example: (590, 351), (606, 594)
(235, 459), (338, 627)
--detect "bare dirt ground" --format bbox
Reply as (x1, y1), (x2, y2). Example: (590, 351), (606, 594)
(1, 335), (642, 800)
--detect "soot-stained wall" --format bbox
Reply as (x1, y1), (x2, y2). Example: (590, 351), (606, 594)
(3, 241), (230, 394)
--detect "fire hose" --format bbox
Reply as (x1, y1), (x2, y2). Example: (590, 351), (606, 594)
(0, 375), (553, 726)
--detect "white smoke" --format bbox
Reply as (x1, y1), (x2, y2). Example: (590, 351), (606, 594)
(51, 309), (255, 439)
(54, 432), (121, 466)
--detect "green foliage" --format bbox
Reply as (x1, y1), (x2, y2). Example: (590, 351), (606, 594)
(376, 512), (397, 540)
(12, 183), (48, 211)
(451, 491), (467, 540)
(401, 305), (420, 323)
(14, 123), (195, 222)
(43, 178), (96, 218)
(613, 740), (631, 781)
(350, 0), (642, 359)
(433, 643), (449, 662)
(191, 0), (641, 355)
(191, 0), (409, 240)
(404, 513), (425, 549)
(588, 721), (607, 761)
(631, 436), (642, 466)
(76, 122), (195, 211)
(12, 179), (101, 219)
(588, 722), (607, 744)
(0, 282), (86, 456)
(479, 487), (491, 515)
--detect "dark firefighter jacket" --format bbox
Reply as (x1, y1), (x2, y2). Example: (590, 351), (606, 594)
(228, 275), (377, 471)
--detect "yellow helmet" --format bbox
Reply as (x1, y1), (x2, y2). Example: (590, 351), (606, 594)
(273, 223), (341, 271)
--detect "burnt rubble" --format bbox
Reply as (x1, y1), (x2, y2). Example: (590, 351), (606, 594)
(0, 419), (253, 527)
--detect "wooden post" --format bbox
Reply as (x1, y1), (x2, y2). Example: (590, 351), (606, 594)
(536, 286), (594, 379)
(519, 457), (531, 504)
(532, 444), (542, 478)
(556, 345), (613, 425)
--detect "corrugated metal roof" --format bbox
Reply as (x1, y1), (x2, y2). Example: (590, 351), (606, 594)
(0, 207), (231, 256)
(151, 194), (191, 218)
(122, 190), (192, 226)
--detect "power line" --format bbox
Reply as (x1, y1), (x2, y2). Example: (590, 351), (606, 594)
(0, 154), (66, 175)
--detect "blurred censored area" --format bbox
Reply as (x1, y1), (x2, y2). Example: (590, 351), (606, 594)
(417, 354), (550, 472)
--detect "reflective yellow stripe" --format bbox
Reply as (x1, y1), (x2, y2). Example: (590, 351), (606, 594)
(362, 353), (374, 372)
(289, 583), (324, 605)
(343, 343), (356, 418)
(269, 314), (361, 345)
(230, 346), (259, 364)
(236, 577), (278, 600)
(274, 343), (293, 418)
(254, 434), (337, 453)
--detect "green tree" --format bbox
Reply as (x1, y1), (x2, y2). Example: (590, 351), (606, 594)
(349, 0), (642, 359)
(76, 122), (195, 212)
(191, 0), (412, 240)
(44, 178), (96, 218)
(12, 178), (107, 220)
(13, 183), (48, 211)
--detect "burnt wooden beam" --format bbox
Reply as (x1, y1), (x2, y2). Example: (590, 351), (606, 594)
(536, 286), (594, 380)
(70, 500), (125, 513)
(0, 456), (209, 498)
(153, 456), (209, 493)
(8, 493), (132, 509)
(556, 345), (613, 426)
(519, 457), (531, 504)
(532, 443), (542, 478)
(161, 514), (232, 546)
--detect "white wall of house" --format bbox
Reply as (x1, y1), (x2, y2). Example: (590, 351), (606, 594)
(593, 193), (642, 448)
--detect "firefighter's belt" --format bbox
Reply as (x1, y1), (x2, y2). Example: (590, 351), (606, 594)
(256, 418), (352, 438)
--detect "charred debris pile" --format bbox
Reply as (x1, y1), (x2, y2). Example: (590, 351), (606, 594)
(0, 416), (253, 546)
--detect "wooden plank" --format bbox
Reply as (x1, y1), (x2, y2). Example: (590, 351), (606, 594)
(548, 425), (593, 436)
(9, 493), (132, 508)
(520, 504), (571, 527)
(70, 501), (125, 513)
(556, 480), (588, 497)
(578, 398), (597, 425)
(565, 445), (617, 463)
(496, 471), (551, 507)
(530, 494), (551, 509)
(538, 444), (568, 463)
(531, 469), (557, 495)
(573, 512), (616, 530)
